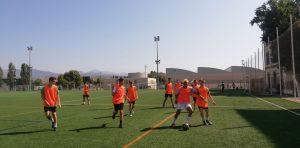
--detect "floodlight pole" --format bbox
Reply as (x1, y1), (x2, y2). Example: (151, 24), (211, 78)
(27, 46), (33, 91)
(290, 15), (297, 98)
(145, 65), (147, 78)
(154, 36), (160, 90)
(276, 27), (282, 96)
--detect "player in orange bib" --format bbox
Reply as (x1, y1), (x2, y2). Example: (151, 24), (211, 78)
(126, 81), (138, 117)
(171, 79), (196, 127)
(196, 79), (216, 126)
(191, 79), (199, 111)
(82, 82), (90, 105)
(41, 77), (61, 131)
(163, 78), (175, 108)
(112, 78), (126, 128)
(174, 80), (181, 93)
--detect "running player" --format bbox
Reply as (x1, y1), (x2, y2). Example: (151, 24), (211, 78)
(41, 77), (61, 131)
(171, 79), (195, 127)
(174, 80), (181, 93)
(163, 78), (174, 108)
(196, 79), (216, 125)
(192, 79), (199, 111)
(82, 82), (90, 105)
(126, 81), (138, 117)
(112, 78), (126, 128)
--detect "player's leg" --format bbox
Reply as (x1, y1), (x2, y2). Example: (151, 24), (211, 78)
(199, 107), (207, 125)
(51, 109), (58, 130)
(171, 109), (181, 127)
(87, 95), (90, 105)
(131, 101), (135, 114)
(186, 105), (193, 126)
(112, 105), (117, 119)
(163, 94), (168, 107)
(193, 97), (197, 111)
(129, 103), (133, 116)
(119, 107), (124, 128)
(82, 95), (86, 105)
(169, 94), (175, 108)
(205, 109), (212, 125)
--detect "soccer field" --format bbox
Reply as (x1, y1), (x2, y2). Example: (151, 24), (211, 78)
(0, 90), (300, 148)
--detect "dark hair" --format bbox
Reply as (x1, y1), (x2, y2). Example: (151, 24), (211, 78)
(118, 77), (124, 82)
(49, 77), (57, 82)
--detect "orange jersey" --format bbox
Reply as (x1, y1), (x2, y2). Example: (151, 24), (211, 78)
(192, 84), (199, 98)
(112, 84), (125, 104)
(165, 82), (173, 94)
(174, 83), (181, 92)
(196, 86), (209, 108)
(42, 85), (59, 107)
(83, 84), (89, 95)
(177, 87), (192, 103)
(127, 86), (137, 101)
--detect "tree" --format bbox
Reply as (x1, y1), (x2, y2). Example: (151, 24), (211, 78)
(250, 0), (300, 42)
(7, 62), (16, 91)
(57, 74), (68, 89)
(33, 79), (43, 86)
(0, 66), (3, 87)
(20, 63), (30, 85)
(62, 70), (82, 89)
(147, 71), (166, 83)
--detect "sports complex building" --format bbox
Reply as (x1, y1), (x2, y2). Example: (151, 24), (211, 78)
(166, 66), (264, 89)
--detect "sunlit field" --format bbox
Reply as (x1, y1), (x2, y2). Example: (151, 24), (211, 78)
(0, 89), (300, 148)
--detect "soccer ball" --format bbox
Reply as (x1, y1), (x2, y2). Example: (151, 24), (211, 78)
(182, 123), (190, 131)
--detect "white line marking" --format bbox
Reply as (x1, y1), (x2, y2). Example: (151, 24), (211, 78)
(254, 96), (300, 117)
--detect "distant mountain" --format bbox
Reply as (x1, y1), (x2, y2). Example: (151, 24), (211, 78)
(2, 69), (127, 79)
(2, 69), (59, 79)
(84, 69), (127, 77)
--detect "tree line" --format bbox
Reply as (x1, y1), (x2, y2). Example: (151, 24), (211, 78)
(250, 0), (300, 42)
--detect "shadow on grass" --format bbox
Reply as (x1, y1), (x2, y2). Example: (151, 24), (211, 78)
(222, 125), (251, 130)
(140, 124), (205, 132)
(236, 109), (300, 147)
(69, 123), (119, 132)
(0, 129), (51, 136)
(88, 108), (112, 111)
(93, 114), (128, 119)
(139, 107), (165, 110)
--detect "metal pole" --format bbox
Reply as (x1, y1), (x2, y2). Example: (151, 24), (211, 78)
(276, 27), (282, 96)
(144, 65), (147, 78)
(254, 52), (257, 93)
(268, 43), (273, 95)
(27, 46), (33, 91)
(290, 15), (297, 98)
(154, 36), (160, 90)
(263, 43), (266, 94)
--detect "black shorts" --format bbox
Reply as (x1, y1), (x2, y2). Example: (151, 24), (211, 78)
(165, 94), (172, 98)
(114, 103), (124, 111)
(193, 97), (197, 102)
(83, 95), (89, 97)
(128, 101), (136, 104)
(198, 107), (208, 110)
(44, 107), (57, 112)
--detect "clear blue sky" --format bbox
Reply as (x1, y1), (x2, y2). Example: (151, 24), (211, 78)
(0, 0), (264, 74)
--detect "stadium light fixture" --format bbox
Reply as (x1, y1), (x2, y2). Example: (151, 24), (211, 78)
(154, 36), (160, 90)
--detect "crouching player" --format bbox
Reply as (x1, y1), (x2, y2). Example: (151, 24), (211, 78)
(112, 78), (126, 128)
(196, 79), (216, 125)
(41, 77), (61, 131)
(171, 79), (195, 127)
(126, 81), (138, 117)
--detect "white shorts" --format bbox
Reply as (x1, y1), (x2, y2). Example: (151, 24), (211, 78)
(176, 103), (192, 110)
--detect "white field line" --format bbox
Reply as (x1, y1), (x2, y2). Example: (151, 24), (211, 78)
(254, 96), (300, 117)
